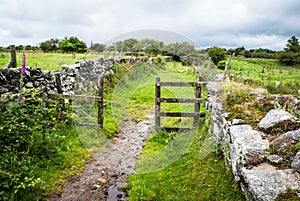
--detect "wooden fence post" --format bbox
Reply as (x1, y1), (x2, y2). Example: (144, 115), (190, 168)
(98, 76), (104, 128)
(155, 77), (161, 130)
(223, 56), (232, 81)
(5, 45), (17, 68)
(54, 73), (63, 94)
(193, 77), (201, 127)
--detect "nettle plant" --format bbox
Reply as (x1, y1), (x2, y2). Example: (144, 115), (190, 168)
(0, 89), (73, 200)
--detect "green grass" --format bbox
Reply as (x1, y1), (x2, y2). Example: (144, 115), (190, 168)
(230, 57), (300, 94)
(0, 51), (103, 71)
(124, 124), (244, 201)
(123, 62), (244, 200)
(36, 125), (91, 196)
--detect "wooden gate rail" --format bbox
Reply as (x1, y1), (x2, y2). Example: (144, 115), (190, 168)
(155, 77), (207, 131)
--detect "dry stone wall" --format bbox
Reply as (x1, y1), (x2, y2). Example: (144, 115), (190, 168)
(207, 81), (300, 201)
(0, 58), (114, 97)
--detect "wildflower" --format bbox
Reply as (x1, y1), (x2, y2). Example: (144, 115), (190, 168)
(90, 40), (93, 50)
(21, 51), (26, 75)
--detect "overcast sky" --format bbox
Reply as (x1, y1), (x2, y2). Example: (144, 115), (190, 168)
(0, 0), (299, 50)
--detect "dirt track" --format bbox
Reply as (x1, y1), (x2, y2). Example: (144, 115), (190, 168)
(47, 115), (154, 201)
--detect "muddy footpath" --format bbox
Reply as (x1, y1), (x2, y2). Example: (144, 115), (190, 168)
(47, 115), (154, 201)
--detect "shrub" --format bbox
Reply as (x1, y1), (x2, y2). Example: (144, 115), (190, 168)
(207, 46), (227, 66)
(217, 60), (226, 70)
(0, 89), (73, 200)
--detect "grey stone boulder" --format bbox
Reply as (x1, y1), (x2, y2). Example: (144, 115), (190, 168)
(242, 163), (300, 201)
(270, 128), (300, 152)
(229, 125), (269, 180)
(258, 109), (297, 133)
(291, 151), (300, 172)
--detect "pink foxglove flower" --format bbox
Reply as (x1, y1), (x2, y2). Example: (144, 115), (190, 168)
(21, 52), (26, 75)
(90, 40), (93, 49)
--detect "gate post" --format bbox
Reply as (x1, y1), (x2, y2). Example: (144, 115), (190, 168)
(193, 76), (201, 127)
(155, 77), (161, 130)
(98, 76), (104, 128)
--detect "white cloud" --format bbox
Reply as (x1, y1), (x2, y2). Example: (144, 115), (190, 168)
(0, 0), (299, 50)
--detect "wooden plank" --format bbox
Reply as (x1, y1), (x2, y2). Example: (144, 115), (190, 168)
(50, 94), (102, 101)
(157, 127), (194, 132)
(76, 123), (102, 127)
(72, 95), (102, 101)
(159, 82), (207, 87)
(158, 112), (205, 117)
(158, 98), (206, 103)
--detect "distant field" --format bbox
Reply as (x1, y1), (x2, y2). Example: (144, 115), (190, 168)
(2, 51), (299, 94)
(230, 57), (300, 94)
(0, 51), (110, 71)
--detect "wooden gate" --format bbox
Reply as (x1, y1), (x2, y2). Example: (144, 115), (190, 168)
(54, 74), (104, 128)
(155, 77), (207, 131)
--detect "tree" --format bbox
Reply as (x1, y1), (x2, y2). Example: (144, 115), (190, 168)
(284, 36), (300, 53)
(40, 38), (60, 52)
(59, 36), (87, 53)
(94, 43), (106, 52)
(163, 42), (196, 57)
(122, 38), (139, 52)
(234, 46), (245, 56)
(278, 36), (300, 65)
(207, 46), (227, 66)
(139, 39), (163, 55)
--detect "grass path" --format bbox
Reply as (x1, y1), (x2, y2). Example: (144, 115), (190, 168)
(121, 62), (245, 200)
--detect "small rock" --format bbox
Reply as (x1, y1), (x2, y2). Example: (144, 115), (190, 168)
(42, 70), (51, 77)
(98, 178), (107, 184)
(25, 82), (34, 88)
(250, 88), (268, 95)
(291, 152), (300, 172)
(0, 86), (9, 94)
(256, 94), (264, 100)
(92, 184), (101, 190)
(270, 128), (300, 152)
(122, 118), (128, 122)
(258, 109), (297, 133)
(267, 154), (284, 164)
(232, 119), (244, 125)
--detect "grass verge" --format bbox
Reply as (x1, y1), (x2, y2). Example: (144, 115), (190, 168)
(124, 123), (245, 201)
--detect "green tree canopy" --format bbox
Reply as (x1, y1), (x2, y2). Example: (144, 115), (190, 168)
(163, 42), (196, 57)
(207, 46), (227, 66)
(59, 36), (87, 53)
(40, 38), (60, 52)
(278, 36), (300, 65)
(284, 36), (300, 53)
